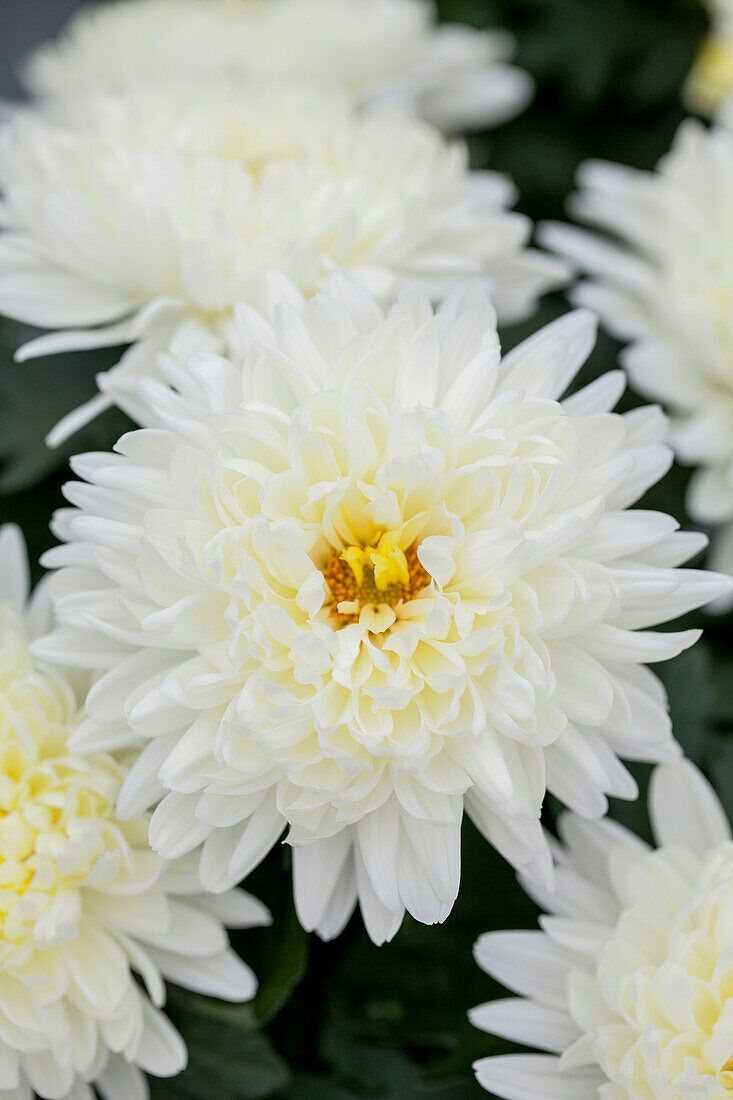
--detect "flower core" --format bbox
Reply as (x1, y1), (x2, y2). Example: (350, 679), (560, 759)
(324, 534), (430, 629)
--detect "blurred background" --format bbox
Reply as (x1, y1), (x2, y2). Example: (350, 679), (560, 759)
(0, 3), (728, 1099)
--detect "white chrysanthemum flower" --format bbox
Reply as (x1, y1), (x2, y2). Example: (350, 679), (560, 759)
(0, 525), (268, 1100)
(541, 112), (733, 592)
(685, 0), (733, 114)
(22, 0), (533, 133)
(34, 277), (730, 946)
(471, 759), (733, 1099)
(0, 80), (563, 445)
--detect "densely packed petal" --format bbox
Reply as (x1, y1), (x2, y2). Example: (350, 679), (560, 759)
(0, 526), (267, 1100)
(0, 80), (563, 444)
(472, 759), (733, 1099)
(34, 277), (730, 945)
(542, 111), (733, 592)
(22, 0), (533, 133)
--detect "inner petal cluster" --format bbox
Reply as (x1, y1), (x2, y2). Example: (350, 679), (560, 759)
(582, 845), (733, 1096)
(0, 611), (124, 961)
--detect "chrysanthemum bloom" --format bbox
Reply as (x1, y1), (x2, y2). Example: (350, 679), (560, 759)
(541, 112), (733, 592)
(22, 0), (533, 133)
(471, 759), (733, 1099)
(0, 525), (267, 1100)
(685, 0), (733, 114)
(0, 80), (563, 445)
(35, 278), (730, 945)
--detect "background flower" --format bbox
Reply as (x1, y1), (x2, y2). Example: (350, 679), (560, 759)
(471, 759), (733, 1099)
(0, 525), (268, 1100)
(685, 0), (733, 113)
(21, 0), (534, 134)
(34, 277), (729, 945)
(541, 111), (733, 593)
(0, 79), (563, 444)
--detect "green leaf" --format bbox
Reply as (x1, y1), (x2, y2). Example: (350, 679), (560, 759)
(250, 900), (310, 1026)
(709, 647), (733, 729)
(656, 643), (714, 764)
(318, 1024), (484, 1098)
(710, 742), (733, 819)
(278, 1077), (360, 1100)
(0, 318), (132, 493)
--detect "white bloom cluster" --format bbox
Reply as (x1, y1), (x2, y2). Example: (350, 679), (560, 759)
(2, 0), (731, 1093)
(0, 527), (268, 1100)
(34, 276), (729, 944)
(0, 80), (563, 444)
(542, 112), (733, 589)
(22, 0), (533, 133)
(472, 760), (733, 1099)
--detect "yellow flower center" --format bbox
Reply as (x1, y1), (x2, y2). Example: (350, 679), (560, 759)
(323, 533), (430, 629)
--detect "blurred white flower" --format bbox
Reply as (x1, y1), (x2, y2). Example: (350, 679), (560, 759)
(34, 277), (729, 945)
(23, 0), (533, 133)
(0, 525), (267, 1100)
(0, 80), (563, 445)
(541, 113), (733, 594)
(685, 0), (733, 114)
(472, 759), (733, 1099)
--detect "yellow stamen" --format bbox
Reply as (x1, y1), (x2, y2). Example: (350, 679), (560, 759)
(341, 545), (369, 588)
(341, 532), (410, 591)
(369, 532), (410, 590)
(323, 534), (430, 628)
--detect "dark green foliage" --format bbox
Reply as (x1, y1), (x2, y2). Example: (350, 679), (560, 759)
(2, 1), (731, 1097)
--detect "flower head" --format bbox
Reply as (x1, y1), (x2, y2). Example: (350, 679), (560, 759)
(0, 526), (267, 1100)
(35, 277), (730, 945)
(0, 80), (563, 445)
(23, 0), (533, 132)
(541, 112), (733, 593)
(472, 759), (733, 1099)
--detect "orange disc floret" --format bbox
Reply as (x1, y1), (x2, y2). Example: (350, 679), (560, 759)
(323, 541), (431, 626)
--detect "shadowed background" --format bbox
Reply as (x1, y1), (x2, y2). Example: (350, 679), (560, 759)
(0, 3), (728, 1099)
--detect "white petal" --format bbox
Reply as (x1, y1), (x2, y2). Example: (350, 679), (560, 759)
(149, 794), (212, 862)
(0, 525), (30, 611)
(293, 831), (354, 932)
(96, 1057), (148, 1100)
(195, 890), (271, 929)
(356, 802), (401, 912)
(473, 932), (575, 1008)
(135, 1001), (187, 1078)
(474, 1054), (603, 1099)
(149, 947), (257, 1002)
(649, 759), (732, 855)
(499, 310), (597, 399)
(469, 999), (578, 1054)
